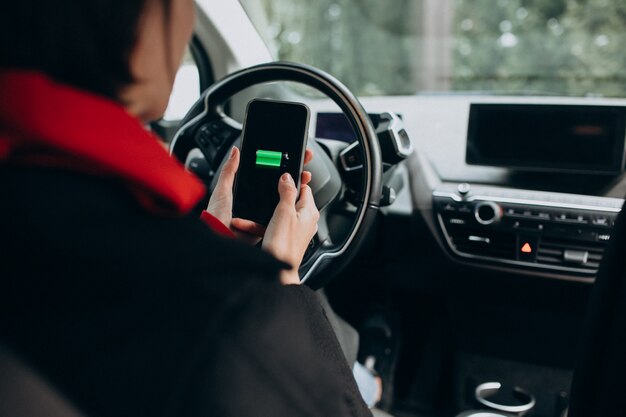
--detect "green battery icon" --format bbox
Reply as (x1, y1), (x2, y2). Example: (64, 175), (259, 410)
(256, 149), (283, 168)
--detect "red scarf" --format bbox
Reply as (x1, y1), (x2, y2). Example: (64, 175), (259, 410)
(0, 71), (232, 236)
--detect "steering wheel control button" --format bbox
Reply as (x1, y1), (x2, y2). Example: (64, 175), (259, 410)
(216, 128), (234, 143)
(474, 201), (502, 225)
(197, 129), (210, 147)
(185, 150), (213, 180)
(195, 126), (221, 161)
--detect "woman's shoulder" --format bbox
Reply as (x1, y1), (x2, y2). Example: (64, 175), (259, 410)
(1, 165), (283, 288)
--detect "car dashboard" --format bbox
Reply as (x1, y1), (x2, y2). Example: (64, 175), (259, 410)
(309, 95), (626, 284)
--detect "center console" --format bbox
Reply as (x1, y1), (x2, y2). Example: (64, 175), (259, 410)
(430, 103), (626, 282)
(433, 182), (623, 281)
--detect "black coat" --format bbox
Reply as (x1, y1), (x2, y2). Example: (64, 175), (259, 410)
(0, 165), (371, 417)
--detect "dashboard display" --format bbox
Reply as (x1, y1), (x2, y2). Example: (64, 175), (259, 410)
(315, 113), (382, 142)
(466, 104), (626, 174)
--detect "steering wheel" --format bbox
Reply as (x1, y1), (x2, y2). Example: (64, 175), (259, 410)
(170, 62), (382, 289)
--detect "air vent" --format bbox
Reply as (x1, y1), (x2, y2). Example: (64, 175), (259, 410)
(537, 237), (606, 271)
(447, 225), (516, 259)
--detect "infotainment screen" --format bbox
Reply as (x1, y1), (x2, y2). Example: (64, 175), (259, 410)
(466, 104), (626, 174)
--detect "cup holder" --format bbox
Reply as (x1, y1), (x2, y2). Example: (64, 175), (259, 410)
(455, 412), (511, 417)
(474, 382), (536, 416)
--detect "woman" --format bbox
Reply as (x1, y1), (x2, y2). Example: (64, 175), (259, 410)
(0, 1), (371, 416)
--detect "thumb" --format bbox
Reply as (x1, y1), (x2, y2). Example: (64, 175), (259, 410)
(277, 173), (298, 207)
(214, 147), (239, 194)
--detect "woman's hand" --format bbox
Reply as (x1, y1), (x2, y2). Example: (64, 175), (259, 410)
(206, 147), (264, 244)
(207, 147), (314, 247)
(261, 173), (320, 285)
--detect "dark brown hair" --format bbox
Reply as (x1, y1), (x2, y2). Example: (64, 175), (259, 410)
(0, 0), (171, 100)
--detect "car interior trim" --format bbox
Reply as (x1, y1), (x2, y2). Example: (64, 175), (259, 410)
(433, 191), (623, 213)
(436, 214), (599, 278)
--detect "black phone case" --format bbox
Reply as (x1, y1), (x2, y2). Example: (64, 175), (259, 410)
(232, 98), (310, 226)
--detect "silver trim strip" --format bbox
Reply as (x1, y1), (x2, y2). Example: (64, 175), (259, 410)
(433, 191), (623, 213)
(469, 235), (491, 244)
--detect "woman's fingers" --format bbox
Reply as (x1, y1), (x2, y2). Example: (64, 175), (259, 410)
(304, 148), (314, 165)
(261, 172), (320, 285)
(231, 218), (266, 237)
(206, 147), (240, 224)
(296, 184), (320, 222)
(301, 170), (312, 186)
(277, 173), (298, 208)
(214, 147), (240, 195)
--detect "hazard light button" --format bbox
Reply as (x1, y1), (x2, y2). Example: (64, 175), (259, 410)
(517, 236), (539, 262)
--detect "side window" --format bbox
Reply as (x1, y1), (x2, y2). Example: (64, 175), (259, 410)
(163, 46), (201, 122)
(154, 44), (209, 143)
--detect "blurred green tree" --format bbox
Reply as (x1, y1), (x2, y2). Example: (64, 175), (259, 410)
(241, 0), (626, 97)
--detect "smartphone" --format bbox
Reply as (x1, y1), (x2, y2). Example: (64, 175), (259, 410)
(233, 99), (310, 226)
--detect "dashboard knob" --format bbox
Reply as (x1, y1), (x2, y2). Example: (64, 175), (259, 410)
(474, 201), (502, 225)
(458, 182), (471, 196)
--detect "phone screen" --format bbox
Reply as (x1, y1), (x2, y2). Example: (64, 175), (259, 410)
(233, 99), (310, 225)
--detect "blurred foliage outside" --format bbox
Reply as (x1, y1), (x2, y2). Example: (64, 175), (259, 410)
(240, 0), (626, 97)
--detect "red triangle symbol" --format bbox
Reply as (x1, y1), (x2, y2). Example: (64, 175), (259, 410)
(521, 243), (532, 253)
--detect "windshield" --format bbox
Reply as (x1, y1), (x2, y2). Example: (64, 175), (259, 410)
(240, 0), (626, 98)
